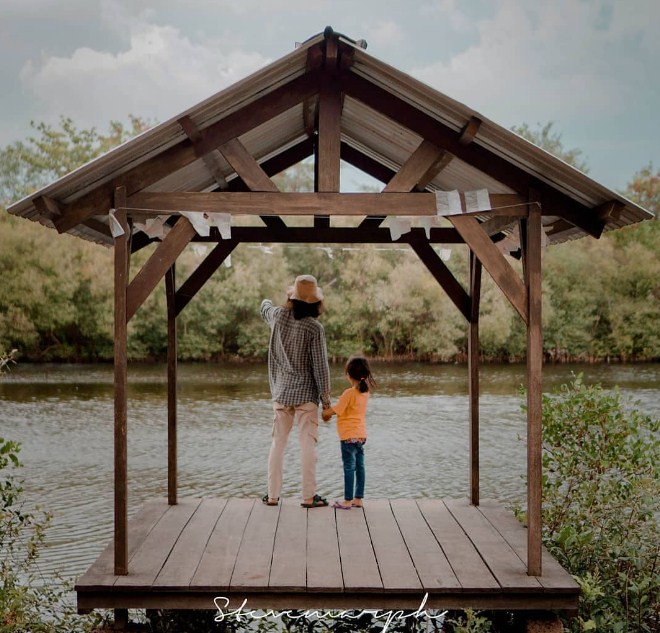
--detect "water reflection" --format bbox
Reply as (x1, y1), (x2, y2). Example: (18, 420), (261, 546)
(0, 361), (658, 580)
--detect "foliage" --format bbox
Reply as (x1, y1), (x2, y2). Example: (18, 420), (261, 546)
(511, 121), (590, 173)
(538, 376), (659, 632)
(0, 116), (151, 208)
(1, 118), (659, 362)
(0, 436), (103, 632)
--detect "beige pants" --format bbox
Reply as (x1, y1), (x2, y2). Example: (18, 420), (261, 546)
(268, 401), (319, 500)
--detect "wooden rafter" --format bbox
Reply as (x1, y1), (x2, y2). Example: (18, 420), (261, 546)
(450, 215), (528, 323)
(122, 191), (525, 216)
(126, 217), (196, 322)
(178, 115), (228, 189)
(341, 72), (606, 238)
(53, 71), (323, 234)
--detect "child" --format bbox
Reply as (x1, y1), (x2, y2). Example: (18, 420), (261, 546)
(322, 356), (376, 509)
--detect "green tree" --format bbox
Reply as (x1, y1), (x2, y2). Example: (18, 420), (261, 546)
(0, 116), (151, 207)
(511, 121), (589, 173)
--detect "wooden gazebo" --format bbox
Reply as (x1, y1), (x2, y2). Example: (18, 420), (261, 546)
(8, 27), (652, 625)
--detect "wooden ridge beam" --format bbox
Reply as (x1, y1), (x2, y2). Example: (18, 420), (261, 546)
(126, 217), (196, 322)
(409, 236), (471, 321)
(341, 72), (606, 238)
(53, 70), (323, 234)
(450, 215), (528, 323)
(123, 191), (525, 216)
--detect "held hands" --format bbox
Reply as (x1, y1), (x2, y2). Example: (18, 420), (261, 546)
(321, 408), (334, 422)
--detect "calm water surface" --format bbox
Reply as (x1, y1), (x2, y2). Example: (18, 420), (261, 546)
(1, 361), (659, 581)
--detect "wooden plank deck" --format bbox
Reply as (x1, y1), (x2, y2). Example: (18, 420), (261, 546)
(76, 497), (579, 612)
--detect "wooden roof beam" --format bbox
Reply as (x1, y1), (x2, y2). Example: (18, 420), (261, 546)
(410, 235), (471, 321)
(459, 116), (482, 145)
(126, 216), (196, 322)
(123, 191), (525, 216)
(383, 140), (447, 193)
(53, 70), (323, 234)
(217, 138), (279, 193)
(175, 240), (238, 316)
(341, 72), (606, 238)
(178, 115), (229, 189)
(450, 215), (528, 324)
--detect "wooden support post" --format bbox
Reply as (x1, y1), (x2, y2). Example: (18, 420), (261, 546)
(468, 251), (482, 506)
(165, 265), (177, 506)
(526, 192), (543, 576)
(113, 188), (129, 576)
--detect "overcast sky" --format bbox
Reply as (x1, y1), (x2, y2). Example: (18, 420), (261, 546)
(1, 0), (658, 192)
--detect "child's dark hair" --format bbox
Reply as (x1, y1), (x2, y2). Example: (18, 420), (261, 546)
(346, 356), (376, 393)
(290, 299), (323, 320)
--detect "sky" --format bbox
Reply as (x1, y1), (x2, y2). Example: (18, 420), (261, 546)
(1, 0), (658, 193)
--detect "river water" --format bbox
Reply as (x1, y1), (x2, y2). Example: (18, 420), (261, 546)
(1, 361), (659, 582)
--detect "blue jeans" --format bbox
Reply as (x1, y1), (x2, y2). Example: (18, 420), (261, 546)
(340, 441), (365, 501)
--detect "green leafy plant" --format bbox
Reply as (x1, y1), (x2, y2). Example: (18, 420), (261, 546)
(537, 375), (659, 632)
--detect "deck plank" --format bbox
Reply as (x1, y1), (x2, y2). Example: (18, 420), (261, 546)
(190, 498), (254, 591)
(477, 499), (580, 592)
(443, 498), (542, 591)
(390, 499), (462, 591)
(336, 503), (382, 591)
(76, 499), (169, 590)
(154, 498), (227, 590)
(230, 499), (280, 590)
(114, 498), (202, 588)
(363, 499), (422, 592)
(269, 499), (308, 590)
(306, 505), (342, 592)
(417, 498), (499, 591)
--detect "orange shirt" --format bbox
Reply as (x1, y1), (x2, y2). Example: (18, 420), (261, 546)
(334, 386), (369, 440)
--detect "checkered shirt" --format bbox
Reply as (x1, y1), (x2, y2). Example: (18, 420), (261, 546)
(261, 300), (331, 408)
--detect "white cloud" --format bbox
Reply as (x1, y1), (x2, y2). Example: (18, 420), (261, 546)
(19, 13), (270, 131)
(410, 0), (658, 129)
(362, 20), (406, 50)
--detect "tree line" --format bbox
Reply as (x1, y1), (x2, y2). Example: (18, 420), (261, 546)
(0, 118), (658, 363)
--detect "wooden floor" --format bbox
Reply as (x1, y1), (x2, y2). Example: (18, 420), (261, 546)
(76, 497), (579, 612)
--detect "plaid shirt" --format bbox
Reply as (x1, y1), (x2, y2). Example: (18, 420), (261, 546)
(261, 300), (331, 408)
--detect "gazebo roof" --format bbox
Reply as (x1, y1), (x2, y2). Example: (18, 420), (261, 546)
(7, 28), (652, 246)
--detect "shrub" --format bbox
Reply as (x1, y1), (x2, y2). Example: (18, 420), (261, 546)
(539, 376), (659, 632)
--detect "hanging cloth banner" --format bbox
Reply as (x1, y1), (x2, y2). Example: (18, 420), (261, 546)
(108, 209), (125, 238)
(464, 189), (492, 213)
(386, 217), (412, 241)
(207, 212), (232, 240)
(419, 215), (443, 239)
(434, 190), (462, 215)
(181, 212), (210, 237)
(434, 189), (492, 215)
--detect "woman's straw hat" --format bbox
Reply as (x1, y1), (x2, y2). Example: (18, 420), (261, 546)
(288, 275), (324, 303)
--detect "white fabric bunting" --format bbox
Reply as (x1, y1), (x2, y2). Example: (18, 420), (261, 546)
(207, 213), (232, 240)
(434, 190), (462, 216)
(181, 212), (210, 237)
(387, 217), (412, 241)
(464, 189), (491, 213)
(419, 216), (443, 239)
(108, 209), (125, 238)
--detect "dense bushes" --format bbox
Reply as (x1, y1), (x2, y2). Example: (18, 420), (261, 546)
(538, 376), (659, 632)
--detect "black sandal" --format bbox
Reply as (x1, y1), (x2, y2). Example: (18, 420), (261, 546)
(301, 494), (329, 508)
(262, 494), (279, 506)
